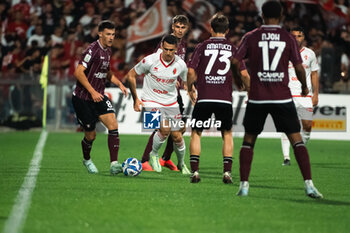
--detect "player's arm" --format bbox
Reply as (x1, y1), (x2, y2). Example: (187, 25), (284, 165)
(294, 63), (309, 96)
(187, 68), (197, 103)
(107, 71), (128, 97)
(231, 58), (244, 90)
(125, 68), (143, 112)
(311, 70), (319, 106)
(240, 69), (250, 93)
(74, 64), (104, 102)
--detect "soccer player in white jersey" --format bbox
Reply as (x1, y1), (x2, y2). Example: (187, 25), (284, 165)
(126, 35), (190, 174)
(281, 27), (319, 166)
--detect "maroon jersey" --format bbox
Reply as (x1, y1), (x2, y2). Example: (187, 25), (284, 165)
(188, 37), (244, 104)
(234, 25), (302, 103)
(73, 40), (112, 101)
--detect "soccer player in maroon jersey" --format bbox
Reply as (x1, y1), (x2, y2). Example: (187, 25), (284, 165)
(187, 13), (250, 184)
(72, 20), (128, 175)
(231, 0), (323, 198)
(141, 15), (189, 172)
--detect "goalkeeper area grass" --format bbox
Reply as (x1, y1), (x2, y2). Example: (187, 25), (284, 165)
(1, 131), (349, 233)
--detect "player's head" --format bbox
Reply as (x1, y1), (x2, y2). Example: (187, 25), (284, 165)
(262, 0), (282, 22)
(98, 20), (116, 48)
(161, 34), (178, 62)
(210, 13), (229, 35)
(171, 15), (189, 39)
(291, 27), (305, 48)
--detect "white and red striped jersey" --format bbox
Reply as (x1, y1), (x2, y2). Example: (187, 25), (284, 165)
(288, 47), (319, 96)
(134, 52), (188, 106)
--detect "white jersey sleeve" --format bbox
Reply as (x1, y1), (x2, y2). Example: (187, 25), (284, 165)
(288, 47), (319, 96)
(178, 60), (188, 82)
(134, 55), (153, 76)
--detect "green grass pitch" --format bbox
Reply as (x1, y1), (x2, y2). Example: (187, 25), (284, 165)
(1, 131), (349, 233)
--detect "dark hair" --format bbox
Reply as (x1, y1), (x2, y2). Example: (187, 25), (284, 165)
(98, 20), (115, 32)
(262, 0), (282, 19)
(162, 34), (178, 45)
(172, 15), (189, 25)
(210, 13), (229, 33)
(291, 26), (305, 35)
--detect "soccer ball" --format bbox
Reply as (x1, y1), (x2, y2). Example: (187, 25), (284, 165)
(122, 157), (142, 176)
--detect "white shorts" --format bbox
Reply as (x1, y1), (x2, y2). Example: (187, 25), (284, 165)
(292, 96), (313, 121)
(142, 101), (183, 131)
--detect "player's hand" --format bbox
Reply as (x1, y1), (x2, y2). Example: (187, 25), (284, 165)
(188, 89), (197, 105)
(91, 91), (104, 102)
(176, 81), (180, 89)
(301, 86), (309, 97)
(119, 83), (128, 97)
(133, 98), (144, 112)
(312, 94), (318, 106)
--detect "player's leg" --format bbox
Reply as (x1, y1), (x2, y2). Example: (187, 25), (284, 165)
(189, 102), (211, 183)
(221, 130), (233, 184)
(82, 130), (99, 173)
(99, 112), (123, 175)
(141, 131), (156, 171)
(149, 120), (171, 172)
(160, 94), (185, 170)
(189, 129), (202, 183)
(297, 97), (313, 144)
(287, 133), (322, 198)
(281, 133), (291, 165)
(273, 101), (322, 198)
(72, 95), (98, 174)
(237, 133), (257, 196)
(301, 119), (312, 144)
(214, 103), (234, 183)
(237, 102), (266, 196)
(171, 130), (190, 174)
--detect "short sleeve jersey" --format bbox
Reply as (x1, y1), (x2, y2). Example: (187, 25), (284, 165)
(134, 53), (188, 106)
(288, 47), (319, 96)
(73, 40), (112, 101)
(187, 37), (244, 104)
(234, 25), (302, 103)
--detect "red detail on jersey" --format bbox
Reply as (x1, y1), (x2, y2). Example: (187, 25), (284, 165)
(151, 74), (175, 84)
(173, 68), (176, 74)
(154, 67), (158, 71)
(141, 99), (178, 106)
(153, 89), (168, 94)
(105, 92), (113, 101)
(300, 47), (305, 53)
(142, 59), (146, 63)
(304, 55), (308, 60)
(160, 53), (175, 68)
(291, 77), (298, 81)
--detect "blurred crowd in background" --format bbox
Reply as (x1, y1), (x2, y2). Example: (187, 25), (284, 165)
(1, 0), (350, 97)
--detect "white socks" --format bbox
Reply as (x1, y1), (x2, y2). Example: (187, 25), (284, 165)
(174, 139), (186, 166)
(281, 133), (290, 160)
(301, 131), (310, 144)
(151, 131), (166, 156)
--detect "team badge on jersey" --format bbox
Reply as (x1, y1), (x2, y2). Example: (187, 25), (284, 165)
(84, 54), (91, 62)
(173, 68), (177, 74)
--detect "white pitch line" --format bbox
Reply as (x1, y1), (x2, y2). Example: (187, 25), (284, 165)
(3, 130), (48, 233)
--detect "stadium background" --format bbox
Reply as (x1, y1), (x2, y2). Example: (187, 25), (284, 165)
(1, 1), (350, 233)
(0, 0), (350, 131)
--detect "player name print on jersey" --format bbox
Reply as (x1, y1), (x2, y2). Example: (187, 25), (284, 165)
(258, 33), (286, 82)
